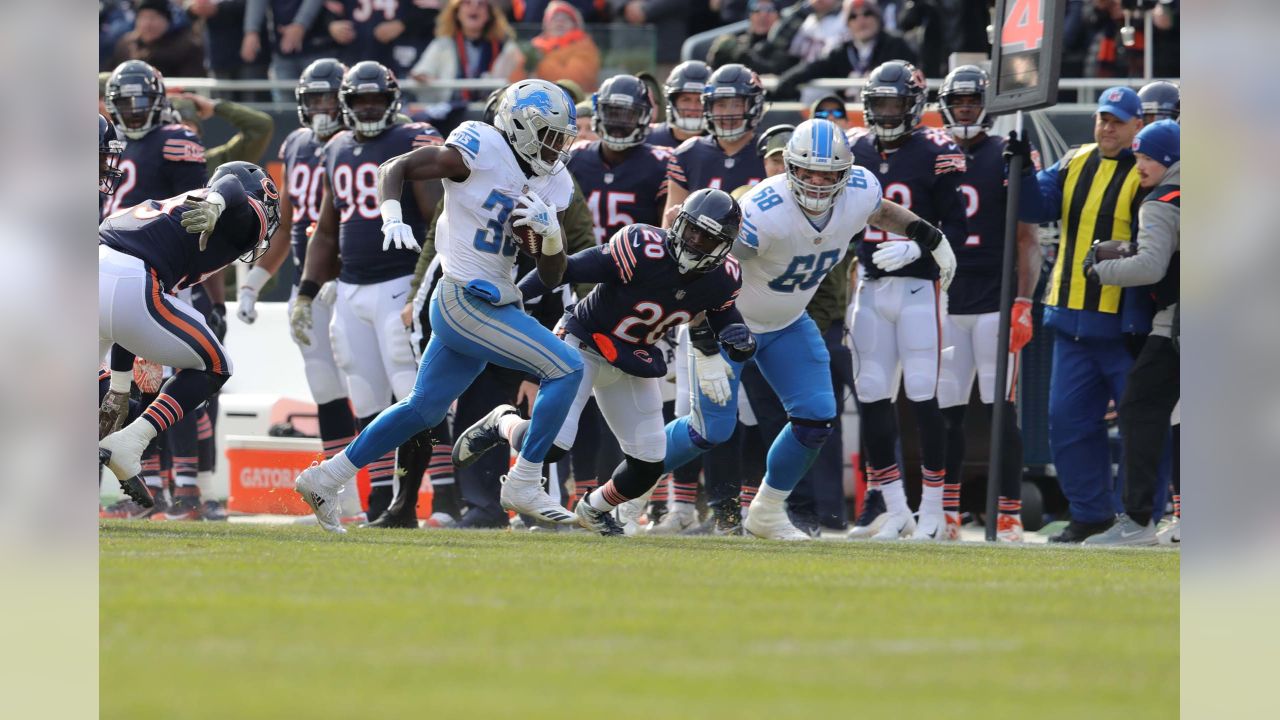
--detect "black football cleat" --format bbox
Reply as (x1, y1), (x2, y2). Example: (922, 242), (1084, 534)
(1048, 519), (1115, 544)
(452, 405), (518, 469)
(101, 447), (154, 508)
(363, 509), (421, 529)
(575, 500), (625, 536)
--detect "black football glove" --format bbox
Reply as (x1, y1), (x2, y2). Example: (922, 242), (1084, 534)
(1082, 243), (1100, 282)
(718, 323), (756, 362)
(1003, 131), (1034, 176)
(208, 303), (228, 342)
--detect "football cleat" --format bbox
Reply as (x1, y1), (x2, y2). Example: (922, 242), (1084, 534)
(363, 508), (421, 529)
(871, 509), (916, 540)
(499, 475), (575, 525)
(1049, 518), (1114, 544)
(910, 511), (952, 542)
(743, 498), (810, 541)
(99, 498), (158, 520)
(996, 513), (1024, 543)
(452, 404), (518, 469)
(424, 512), (458, 529)
(99, 433), (155, 508)
(945, 512), (963, 541)
(294, 462), (347, 534)
(710, 497), (743, 536)
(576, 500), (626, 536)
(201, 499), (229, 522)
(1156, 516), (1180, 545)
(1083, 514), (1158, 547)
(158, 495), (203, 521)
(847, 489), (887, 540)
(648, 502), (698, 535)
(614, 496), (647, 536)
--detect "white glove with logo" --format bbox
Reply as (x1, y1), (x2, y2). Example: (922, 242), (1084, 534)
(291, 296), (314, 346)
(871, 240), (922, 272)
(181, 190), (226, 250)
(931, 237), (957, 291)
(316, 280), (337, 306)
(512, 192), (563, 255)
(379, 199), (421, 252)
(236, 266), (272, 324)
(694, 350), (735, 406)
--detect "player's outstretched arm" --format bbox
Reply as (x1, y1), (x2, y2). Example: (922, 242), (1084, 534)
(376, 145), (469, 206)
(867, 199), (956, 289)
(517, 244), (618, 300)
(533, 210), (569, 287)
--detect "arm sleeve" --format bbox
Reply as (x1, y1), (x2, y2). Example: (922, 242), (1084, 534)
(244, 0), (267, 32)
(211, 101), (276, 165)
(1016, 159), (1064, 224)
(706, 304), (745, 335)
(294, 0), (326, 27)
(666, 150), (689, 191)
(1092, 202), (1179, 287)
(518, 245), (620, 299)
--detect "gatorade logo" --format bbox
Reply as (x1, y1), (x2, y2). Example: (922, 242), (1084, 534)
(239, 465), (307, 489)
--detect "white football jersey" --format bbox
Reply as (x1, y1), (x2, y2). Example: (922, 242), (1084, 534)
(734, 170), (882, 333)
(435, 121), (573, 305)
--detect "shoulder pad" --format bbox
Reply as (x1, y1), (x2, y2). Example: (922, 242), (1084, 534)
(161, 130), (205, 164)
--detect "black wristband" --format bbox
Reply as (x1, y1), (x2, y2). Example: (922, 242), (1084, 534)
(298, 280), (321, 299)
(906, 220), (943, 251)
(688, 320), (720, 356)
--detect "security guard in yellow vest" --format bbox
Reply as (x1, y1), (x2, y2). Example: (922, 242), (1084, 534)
(1006, 87), (1145, 543)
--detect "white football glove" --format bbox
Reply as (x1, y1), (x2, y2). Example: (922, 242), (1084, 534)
(512, 192), (563, 255)
(180, 190), (226, 250)
(290, 296), (314, 346)
(931, 237), (957, 291)
(871, 240), (922, 272)
(316, 280), (337, 307)
(379, 198), (421, 252)
(236, 266), (272, 324)
(693, 349), (735, 406)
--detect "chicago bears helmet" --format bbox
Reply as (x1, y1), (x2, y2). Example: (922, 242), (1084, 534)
(105, 60), (168, 140)
(664, 60), (711, 134)
(784, 119), (855, 213)
(669, 188), (740, 274)
(339, 61), (401, 137)
(861, 60), (926, 143)
(297, 58), (347, 138)
(939, 65), (992, 142)
(100, 114), (125, 195)
(208, 161), (281, 259)
(592, 74), (653, 151)
(702, 64), (766, 142)
(1138, 81), (1180, 124)
(495, 79), (578, 176)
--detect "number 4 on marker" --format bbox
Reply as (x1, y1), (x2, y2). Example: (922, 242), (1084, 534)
(1002, 0), (1045, 52)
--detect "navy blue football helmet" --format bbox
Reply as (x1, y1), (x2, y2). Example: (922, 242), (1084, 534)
(592, 74), (653, 151)
(702, 64), (765, 142)
(208, 161), (281, 259)
(339, 61), (401, 137)
(297, 58), (347, 138)
(669, 188), (740, 274)
(939, 65), (992, 142)
(1138, 81), (1180, 124)
(99, 114), (125, 195)
(105, 60), (167, 140)
(664, 60), (711, 134)
(862, 60), (927, 143)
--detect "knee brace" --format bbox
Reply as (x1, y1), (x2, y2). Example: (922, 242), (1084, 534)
(610, 454), (667, 499)
(789, 416), (836, 450)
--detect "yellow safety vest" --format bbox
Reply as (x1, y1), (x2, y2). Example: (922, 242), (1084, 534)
(1045, 143), (1143, 314)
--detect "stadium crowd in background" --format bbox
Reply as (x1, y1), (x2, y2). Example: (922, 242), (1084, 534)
(98, 0), (1181, 545)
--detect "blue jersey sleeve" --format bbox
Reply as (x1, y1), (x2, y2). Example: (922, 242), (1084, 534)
(1016, 158), (1065, 224)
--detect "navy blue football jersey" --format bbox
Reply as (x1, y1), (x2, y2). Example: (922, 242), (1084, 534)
(322, 121), (441, 284)
(667, 134), (765, 195)
(279, 127), (327, 273)
(848, 126), (969, 281)
(646, 123), (694, 149)
(100, 178), (269, 292)
(100, 124), (207, 218)
(520, 223), (743, 378)
(568, 141), (671, 245)
(947, 133), (1027, 314)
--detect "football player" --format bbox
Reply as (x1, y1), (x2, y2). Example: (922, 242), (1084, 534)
(671, 118), (953, 540)
(935, 65), (1042, 542)
(99, 162), (281, 509)
(846, 60), (967, 540)
(100, 114), (125, 196)
(233, 59), (365, 521)
(1138, 81), (1180, 125)
(570, 74), (671, 244)
(294, 79), (584, 533)
(647, 60), (711, 148)
(288, 61), (443, 524)
(455, 189), (752, 535)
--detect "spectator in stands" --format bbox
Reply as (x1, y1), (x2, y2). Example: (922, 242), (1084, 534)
(112, 0), (207, 77)
(1083, 0), (1144, 78)
(707, 0), (780, 68)
(101, 1), (138, 71)
(187, 0), (269, 102)
(324, 0), (432, 78)
(513, 0), (605, 23)
(735, 0), (841, 75)
(894, 0), (991, 78)
(610, 0), (688, 65)
(772, 0), (915, 101)
(528, 1), (600, 92)
(410, 0), (525, 125)
(242, 0), (333, 102)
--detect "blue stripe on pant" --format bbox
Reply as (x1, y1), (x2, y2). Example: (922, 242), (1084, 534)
(346, 280), (583, 469)
(664, 314), (836, 492)
(1048, 329), (1132, 523)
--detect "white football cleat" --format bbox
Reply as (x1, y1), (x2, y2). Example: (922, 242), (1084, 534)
(647, 502), (698, 535)
(499, 475), (575, 525)
(99, 429), (154, 508)
(910, 511), (951, 541)
(294, 463), (346, 534)
(871, 509), (916, 540)
(996, 513), (1025, 543)
(945, 511), (963, 541)
(743, 499), (810, 541)
(614, 497), (647, 536)
(1156, 516), (1180, 545)
(846, 490), (887, 540)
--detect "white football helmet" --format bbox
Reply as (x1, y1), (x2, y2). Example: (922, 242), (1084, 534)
(495, 79), (578, 176)
(784, 119), (854, 214)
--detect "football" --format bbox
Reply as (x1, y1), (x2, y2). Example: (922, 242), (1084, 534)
(1092, 240), (1135, 261)
(511, 200), (542, 258)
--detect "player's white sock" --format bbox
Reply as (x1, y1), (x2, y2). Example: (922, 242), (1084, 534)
(120, 417), (159, 447)
(507, 456), (542, 484)
(919, 471), (944, 515)
(881, 478), (910, 515)
(498, 414), (527, 444)
(755, 482), (790, 506)
(319, 451), (358, 491)
(339, 475), (363, 516)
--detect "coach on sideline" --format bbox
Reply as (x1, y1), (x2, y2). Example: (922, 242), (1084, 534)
(1082, 120), (1180, 546)
(1005, 87), (1146, 543)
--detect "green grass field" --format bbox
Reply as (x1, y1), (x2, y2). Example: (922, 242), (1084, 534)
(100, 522), (1178, 719)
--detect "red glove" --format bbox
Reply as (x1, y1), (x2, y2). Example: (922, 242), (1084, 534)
(1010, 297), (1034, 353)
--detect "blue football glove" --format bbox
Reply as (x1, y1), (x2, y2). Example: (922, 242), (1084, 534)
(718, 323), (756, 360)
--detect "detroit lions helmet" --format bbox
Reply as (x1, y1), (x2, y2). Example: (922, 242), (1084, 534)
(297, 58), (347, 138)
(339, 61), (401, 137)
(105, 60), (167, 140)
(592, 74), (653, 151)
(784, 119), (855, 213)
(99, 114), (125, 195)
(495, 79), (578, 176)
(669, 188), (740, 274)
